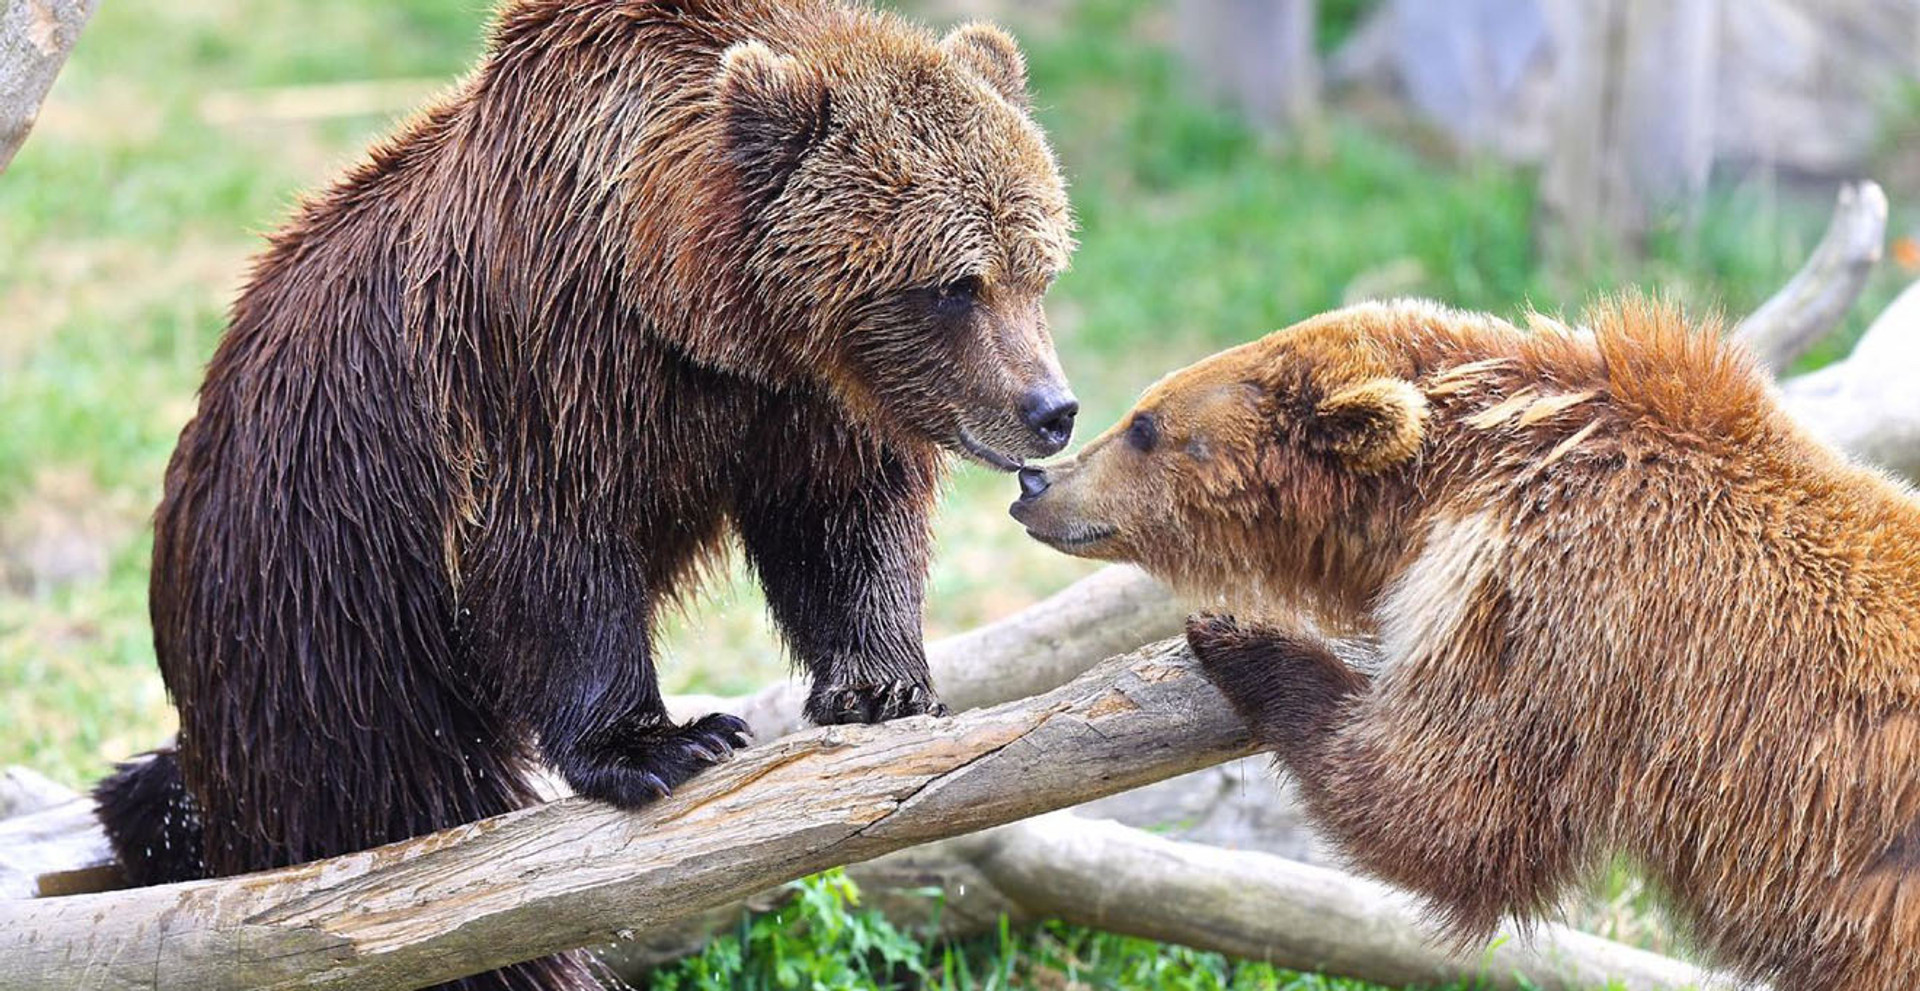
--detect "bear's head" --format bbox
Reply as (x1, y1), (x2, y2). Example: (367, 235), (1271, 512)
(716, 18), (1079, 467)
(1010, 302), (1468, 618)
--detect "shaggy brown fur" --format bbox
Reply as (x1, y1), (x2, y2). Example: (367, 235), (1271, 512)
(1014, 297), (1920, 989)
(94, 3), (1076, 989)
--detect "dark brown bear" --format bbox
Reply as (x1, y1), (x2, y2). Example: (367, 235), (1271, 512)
(1013, 298), (1920, 989)
(94, 2), (1077, 988)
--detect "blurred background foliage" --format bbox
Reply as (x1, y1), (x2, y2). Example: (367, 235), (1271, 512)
(1, 0), (1916, 984)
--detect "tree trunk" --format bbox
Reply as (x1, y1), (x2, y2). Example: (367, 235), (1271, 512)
(1540, 0), (1720, 261)
(1174, 0), (1321, 134)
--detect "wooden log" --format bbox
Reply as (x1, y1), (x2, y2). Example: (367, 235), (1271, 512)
(0, 788), (111, 899)
(1, 565), (1186, 899)
(0, 642), (1256, 991)
(1733, 181), (1889, 373)
(961, 813), (1733, 991)
(1781, 277), (1920, 481)
(0, 766), (72, 819)
(0, 0), (95, 174)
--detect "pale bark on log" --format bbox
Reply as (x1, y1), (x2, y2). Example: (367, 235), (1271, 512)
(0, 765), (72, 819)
(0, 644), (1257, 991)
(965, 814), (1731, 991)
(0, 0), (95, 174)
(2, 566), (1190, 900)
(1732, 181), (1889, 373)
(1780, 277), (1920, 481)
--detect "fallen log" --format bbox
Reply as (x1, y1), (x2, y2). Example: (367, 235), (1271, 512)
(1782, 277), (1920, 480)
(0, 642), (1255, 991)
(1, 564), (1187, 899)
(0, 0), (96, 174)
(1732, 180), (1888, 373)
(960, 813), (1732, 991)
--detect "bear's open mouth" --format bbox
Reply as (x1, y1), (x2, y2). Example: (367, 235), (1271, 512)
(956, 427), (1025, 472)
(1025, 524), (1117, 550)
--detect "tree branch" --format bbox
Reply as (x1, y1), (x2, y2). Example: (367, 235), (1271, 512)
(0, 0), (96, 174)
(960, 813), (1729, 991)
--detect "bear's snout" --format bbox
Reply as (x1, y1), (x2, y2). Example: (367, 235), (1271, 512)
(1008, 463), (1119, 556)
(1016, 465), (1050, 500)
(1019, 387), (1078, 455)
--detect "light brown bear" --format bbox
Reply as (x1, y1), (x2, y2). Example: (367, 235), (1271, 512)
(1011, 297), (1920, 989)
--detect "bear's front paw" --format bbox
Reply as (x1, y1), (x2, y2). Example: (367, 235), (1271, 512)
(570, 713), (754, 808)
(805, 679), (949, 726)
(1184, 612), (1368, 754)
(1184, 612), (1321, 680)
(1185, 611), (1255, 662)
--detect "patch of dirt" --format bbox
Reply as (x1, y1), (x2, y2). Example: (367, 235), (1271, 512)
(28, 79), (166, 147)
(0, 467), (143, 596)
(0, 235), (247, 368)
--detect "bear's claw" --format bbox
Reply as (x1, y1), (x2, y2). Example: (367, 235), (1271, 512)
(807, 679), (949, 725)
(636, 771), (672, 800)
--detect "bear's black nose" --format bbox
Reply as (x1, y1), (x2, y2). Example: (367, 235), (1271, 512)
(1017, 466), (1050, 500)
(1021, 388), (1078, 454)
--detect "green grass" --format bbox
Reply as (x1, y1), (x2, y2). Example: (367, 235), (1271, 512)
(0, 0), (1907, 984)
(644, 870), (1555, 991)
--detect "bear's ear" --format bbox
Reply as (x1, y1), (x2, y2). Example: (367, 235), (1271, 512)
(1309, 378), (1428, 472)
(940, 22), (1030, 107)
(716, 41), (832, 208)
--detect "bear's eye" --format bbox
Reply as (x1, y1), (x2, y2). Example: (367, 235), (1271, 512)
(1126, 413), (1159, 454)
(932, 276), (983, 318)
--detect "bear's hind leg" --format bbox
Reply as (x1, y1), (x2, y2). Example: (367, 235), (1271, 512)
(532, 632), (751, 806)
(552, 708), (753, 806)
